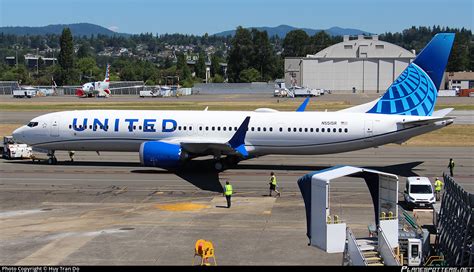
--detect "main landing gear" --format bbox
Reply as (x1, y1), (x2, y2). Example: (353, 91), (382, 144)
(47, 150), (58, 165)
(214, 156), (240, 171)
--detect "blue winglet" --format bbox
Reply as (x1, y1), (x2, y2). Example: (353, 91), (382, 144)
(228, 116), (250, 157)
(296, 97), (310, 112)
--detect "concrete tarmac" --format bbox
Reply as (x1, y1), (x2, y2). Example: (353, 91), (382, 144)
(0, 146), (472, 265)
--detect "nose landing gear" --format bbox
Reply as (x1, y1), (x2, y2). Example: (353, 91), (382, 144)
(47, 150), (57, 165)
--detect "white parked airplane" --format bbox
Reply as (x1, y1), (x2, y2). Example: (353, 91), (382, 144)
(13, 34), (455, 169)
(76, 64), (111, 98)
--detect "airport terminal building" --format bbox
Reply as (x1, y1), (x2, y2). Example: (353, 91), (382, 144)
(284, 35), (416, 93)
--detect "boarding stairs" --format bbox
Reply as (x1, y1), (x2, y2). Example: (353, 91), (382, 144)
(343, 227), (400, 266)
(357, 238), (384, 266)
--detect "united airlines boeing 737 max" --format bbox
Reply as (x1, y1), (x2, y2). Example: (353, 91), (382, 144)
(12, 34), (455, 170)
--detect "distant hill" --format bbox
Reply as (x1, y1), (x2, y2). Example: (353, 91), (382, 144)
(213, 25), (371, 38)
(0, 23), (129, 36)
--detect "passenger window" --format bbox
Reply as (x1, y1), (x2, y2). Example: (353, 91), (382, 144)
(178, 126), (181, 130)
(223, 127), (226, 131)
(339, 128), (342, 133)
(344, 128), (348, 133)
(322, 128), (325, 132)
(139, 126), (142, 130)
(270, 127), (273, 132)
(263, 127), (266, 132)
(299, 128), (302, 132)
(89, 125), (92, 129)
(287, 128), (291, 132)
(251, 127), (255, 131)
(69, 125), (72, 129)
(229, 127), (232, 131)
(234, 127), (237, 131)
(279, 128), (282, 132)
(333, 128), (336, 133)
(212, 127), (215, 131)
(316, 128), (319, 132)
(327, 129), (331, 133)
(310, 128), (313, 132)
(189, 126), (192, 131)
(199, 126), (202, 131)
(217, 127), (220, 131)
(257, 127), (261, 132)
(206, 126), (209, 131)
(304, 128), (308, 132)
(184, 126), (187, 130)
(293, 128), (296, 132)
(133, 126), (136, 130)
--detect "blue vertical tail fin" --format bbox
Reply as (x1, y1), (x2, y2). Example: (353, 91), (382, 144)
(367, 33), (455, 116)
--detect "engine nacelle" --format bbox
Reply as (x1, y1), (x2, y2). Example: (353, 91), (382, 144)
(139, 141), (183, 168)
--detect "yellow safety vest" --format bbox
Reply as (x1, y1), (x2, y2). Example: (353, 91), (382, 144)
(224, 184), (233, 196)
(271, 176), (277, 186)
(435, 180), (443, 191)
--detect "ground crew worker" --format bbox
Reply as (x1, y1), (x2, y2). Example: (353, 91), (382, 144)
(434, 177), (444, 201)
(269, 172), (281, 197)
(223, 180), (233, 208)
(448, 158), (455, 177)
(68, 151), (75, 162)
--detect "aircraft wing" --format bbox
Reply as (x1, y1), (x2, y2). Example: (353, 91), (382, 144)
(161, 116), (251, 158)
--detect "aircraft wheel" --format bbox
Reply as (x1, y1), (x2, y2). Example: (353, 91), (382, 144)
(48, 158), (54, 165)
(214, 161), (224, 171)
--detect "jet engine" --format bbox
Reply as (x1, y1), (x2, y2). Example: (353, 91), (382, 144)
(139, 141), (184, 168)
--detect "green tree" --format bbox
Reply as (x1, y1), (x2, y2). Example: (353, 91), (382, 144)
(307, 31), (332, 55)
(77, 43), (90, 59)
(210, 54), (223, 77)
(194, 53), (207, 79)
(57, 28), (75, 84)
(76, 57), (100, 81)
(251, 29), (275, 81)
(212, 74), (224, 83)
(282, 30), (309, 57)
(239, 68), (261, 82)
(227, 26), (253, 82)
(176, 53), (191, 80)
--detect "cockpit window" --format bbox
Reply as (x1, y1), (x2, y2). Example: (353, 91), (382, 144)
(27, 122), (39, 127)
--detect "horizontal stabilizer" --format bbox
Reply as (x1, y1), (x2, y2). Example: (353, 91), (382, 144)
(432, 108), (454, 117)
(398, 116), (454, 126)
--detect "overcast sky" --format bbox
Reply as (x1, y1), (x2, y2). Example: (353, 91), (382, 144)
(1, 0), (472, 35)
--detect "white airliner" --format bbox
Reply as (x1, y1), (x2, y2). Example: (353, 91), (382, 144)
(13, 34), (455, 169)
(76, 64), (111, 98)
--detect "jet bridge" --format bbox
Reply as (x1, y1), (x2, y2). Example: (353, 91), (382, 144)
(297, 166), (399, 253)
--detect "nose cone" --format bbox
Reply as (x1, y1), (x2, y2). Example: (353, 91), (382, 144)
(12, 126), (26, 143)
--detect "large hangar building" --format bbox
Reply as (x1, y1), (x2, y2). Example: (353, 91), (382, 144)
(284, 35), (416, 93)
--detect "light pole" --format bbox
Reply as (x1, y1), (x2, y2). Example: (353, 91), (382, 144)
(15, 45), (18, 68)
(36, 48), (39, 74)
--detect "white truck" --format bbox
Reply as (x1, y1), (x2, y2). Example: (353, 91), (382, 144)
(139, 89), (160, 98)
(2, 136), (32, 159)
(290, 86), (321, 97)
(13, 89), (36, 98)
(403, 176), (436, 208)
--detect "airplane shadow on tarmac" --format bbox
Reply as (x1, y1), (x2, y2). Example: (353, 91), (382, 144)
(8, 159), (424, 193)
(236, 161), (424, 178)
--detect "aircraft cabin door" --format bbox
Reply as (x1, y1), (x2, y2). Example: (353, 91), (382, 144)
(364, 120), (373, 141)
(50, 118), (59, 137)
